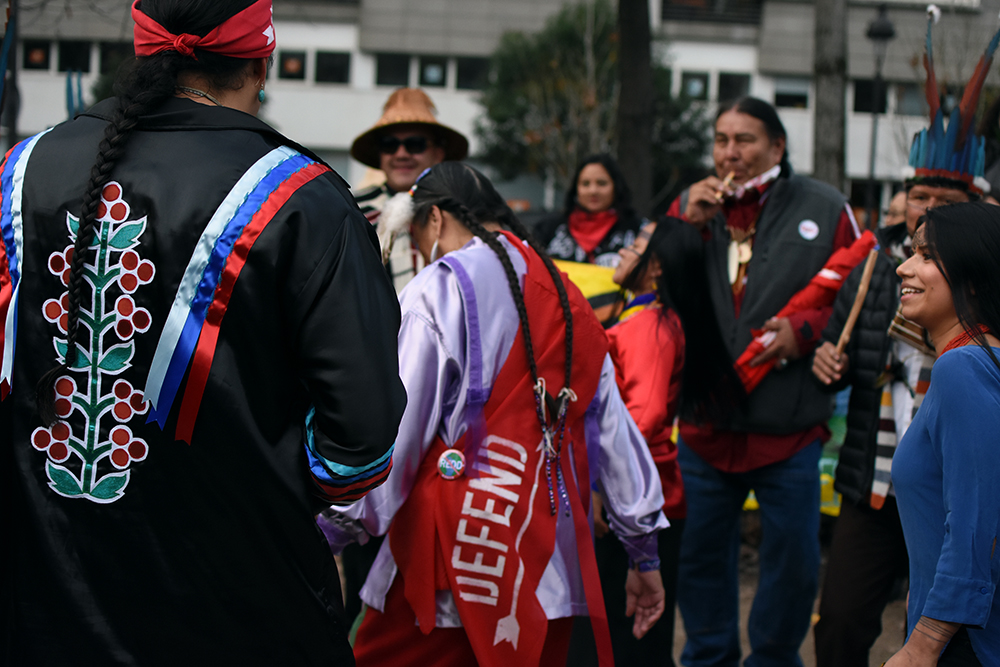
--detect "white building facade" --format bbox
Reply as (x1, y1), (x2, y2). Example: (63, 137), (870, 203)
(8, 0), (1000, 211)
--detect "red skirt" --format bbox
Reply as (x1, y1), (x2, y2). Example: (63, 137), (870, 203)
(354, 576), (573, 667)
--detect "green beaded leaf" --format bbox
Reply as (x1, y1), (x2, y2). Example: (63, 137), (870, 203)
(90, 472), (129, 501)
(66, 212), (79, 238)
(46, 462), (83, 496)
(99, 342), (134, 373)
(54, 340), (91, 371)
(108, 221), (145, 250)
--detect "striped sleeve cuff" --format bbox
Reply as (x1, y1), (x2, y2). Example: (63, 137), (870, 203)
(304, 407), (395, 506)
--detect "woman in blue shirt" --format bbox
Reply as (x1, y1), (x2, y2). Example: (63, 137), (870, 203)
(887, 201), (1000, 666)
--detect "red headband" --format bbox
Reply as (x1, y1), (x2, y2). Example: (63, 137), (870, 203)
(132, 0), (275, 60)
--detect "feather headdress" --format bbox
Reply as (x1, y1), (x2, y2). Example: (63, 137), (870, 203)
(905, 4), (1000, 195)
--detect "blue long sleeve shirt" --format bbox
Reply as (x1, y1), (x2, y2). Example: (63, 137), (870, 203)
(892, 345), (1000, 661)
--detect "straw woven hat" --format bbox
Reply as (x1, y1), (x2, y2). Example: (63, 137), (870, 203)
(350, 88), (469, 169)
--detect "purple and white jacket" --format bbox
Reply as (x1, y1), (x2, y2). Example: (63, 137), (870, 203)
(321, 234), (667, 627)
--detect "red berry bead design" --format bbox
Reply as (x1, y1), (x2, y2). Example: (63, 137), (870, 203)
(117, 250), (154, 294)
(30, 421), (73, 463)
(108, 425), (149, 470)
(47, 246), (74, 286)
(42, 293), (71, 333)
(111, 379), (149, 423)
(115, 295), (152, 340)
(98, 182), (130, 223)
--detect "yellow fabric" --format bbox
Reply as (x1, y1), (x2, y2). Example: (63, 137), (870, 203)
(553, 260), (617, 301)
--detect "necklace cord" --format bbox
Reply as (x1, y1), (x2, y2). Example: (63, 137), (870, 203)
(176, 86), (223, 107)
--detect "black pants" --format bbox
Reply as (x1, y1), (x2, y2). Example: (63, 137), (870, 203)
(340, 535), (385, 622)
(566, 520), (684, 667)
(814, 496), (908, 667)
(939, 627), (982, 666)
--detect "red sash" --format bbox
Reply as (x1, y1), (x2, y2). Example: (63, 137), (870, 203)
(389, 235), (612, 666)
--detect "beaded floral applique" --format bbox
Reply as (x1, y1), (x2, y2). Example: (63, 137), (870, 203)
(31, 182), (155, 503)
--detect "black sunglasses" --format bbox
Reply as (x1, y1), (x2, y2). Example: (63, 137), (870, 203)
(379, 135), (429, 155)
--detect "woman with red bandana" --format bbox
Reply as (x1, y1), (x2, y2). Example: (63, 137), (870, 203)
(1, 0), (404, 663)
(537, 154), (645, 268)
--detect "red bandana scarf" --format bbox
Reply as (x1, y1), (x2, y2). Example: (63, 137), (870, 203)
(132, 0), (276, 60)
(567, 208), (619, 256)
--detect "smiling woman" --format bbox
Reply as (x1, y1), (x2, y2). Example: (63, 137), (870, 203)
(887, 202), (1000, 667)
(536, 153), (645, 267)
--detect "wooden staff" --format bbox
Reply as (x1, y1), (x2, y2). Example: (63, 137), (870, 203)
(835, 248), (879, 356)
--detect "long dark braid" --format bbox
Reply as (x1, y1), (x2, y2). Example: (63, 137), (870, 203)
(35, 0), (258, 424)
(494, 206), (575, 393)
(411, 163), (583, 515)
(411, 164), (575, 394)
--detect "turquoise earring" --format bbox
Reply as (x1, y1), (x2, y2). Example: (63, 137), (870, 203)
(258, 88), (266, 103)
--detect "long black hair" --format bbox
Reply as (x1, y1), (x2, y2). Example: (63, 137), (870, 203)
(411, 162), (575, 396)
(35, 0), (261, 423)
(621, 217), (745, 422)
(562, 153), (635, 220)
(922, 201), (1000, 371)
(717, 96), (791, 178)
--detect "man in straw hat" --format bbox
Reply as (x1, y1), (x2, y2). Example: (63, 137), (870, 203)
(351, 88), (469, 292)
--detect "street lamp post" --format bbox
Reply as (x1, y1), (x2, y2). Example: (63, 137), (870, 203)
(865, 4), (896, 230)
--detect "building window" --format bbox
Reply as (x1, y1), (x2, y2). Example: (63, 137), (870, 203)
(718, 72), (750, 103)
(99, 42), (133, 76)
(58, 41), (91, 72)
(316, 51), (351, 84)
(662, 0), (763, 25)
(853, 79), (887, 114)
(456, 57), (489, 90)
(680, 72), (709, 100)
(774, 77), (809, 108)
(895, 82), (925, 116)
(278, 51), (306, 80)
(376, 53), (410, 87)
(419, 56), (447, 87)
(23, 40), (51, 70)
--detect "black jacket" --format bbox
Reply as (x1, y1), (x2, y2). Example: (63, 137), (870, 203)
(681, 173), (847, 435)
(3, 98), (405, 664)
(819, 222), (909, 506)
(535, 208), (643, 267)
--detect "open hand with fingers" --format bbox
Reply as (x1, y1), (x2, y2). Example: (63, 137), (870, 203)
(625, 568), (665, 639)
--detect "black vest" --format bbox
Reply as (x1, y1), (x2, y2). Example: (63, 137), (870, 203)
(683, 173), (846, 433)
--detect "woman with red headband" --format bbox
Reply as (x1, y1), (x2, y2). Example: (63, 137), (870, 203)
(2, 0), (404, 663)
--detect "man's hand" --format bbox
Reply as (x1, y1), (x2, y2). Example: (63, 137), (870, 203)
(625, 569), (665, 639)
(683, 175), (728, 227)
(813, 341), (849, 385)
(749, 317), (801, 367)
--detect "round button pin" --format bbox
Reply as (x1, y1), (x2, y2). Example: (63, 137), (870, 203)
(437, 448), (466, 480)
(798, 219), (820, 241)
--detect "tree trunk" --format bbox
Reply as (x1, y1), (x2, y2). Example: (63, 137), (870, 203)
(813, 0), (847, 192)
(617, 0), (653, 216)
